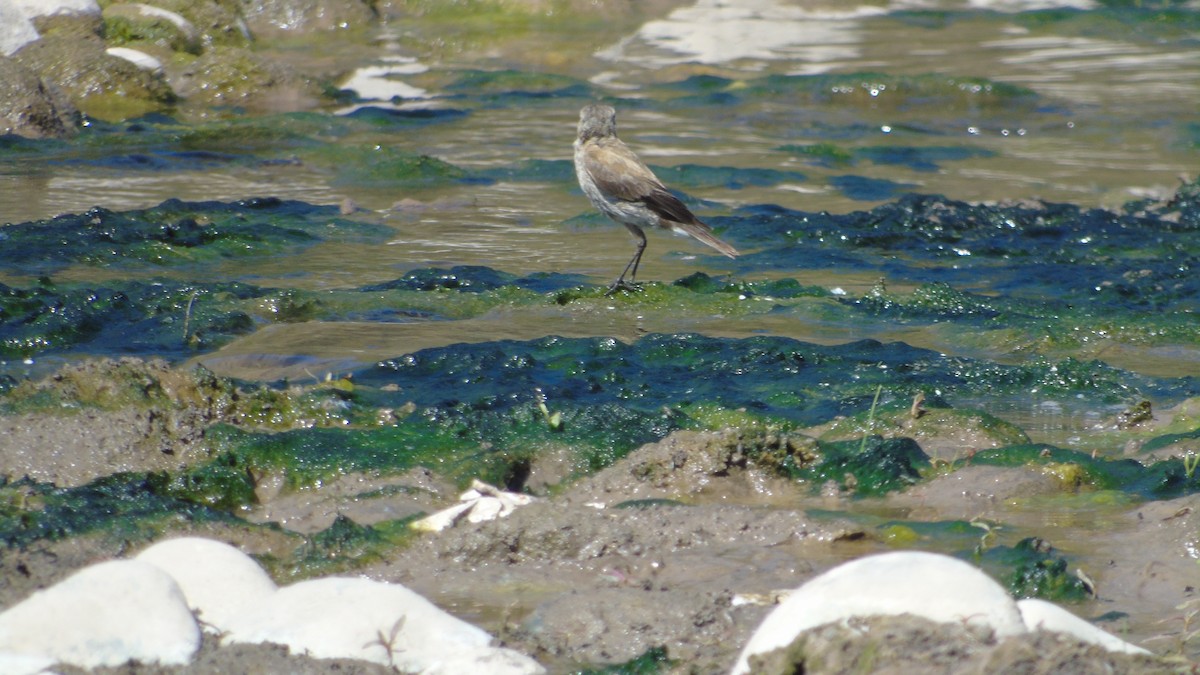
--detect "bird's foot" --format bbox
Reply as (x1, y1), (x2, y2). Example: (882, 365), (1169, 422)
(604, 279), (643, 296)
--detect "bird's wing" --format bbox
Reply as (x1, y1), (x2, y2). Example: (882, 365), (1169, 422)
(583, 139), (701, 225)
(583, 138), (739, 259)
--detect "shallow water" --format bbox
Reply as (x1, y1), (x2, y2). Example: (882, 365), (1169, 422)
(2, 7), (1200, 656)
(2, 2), (1198, 436)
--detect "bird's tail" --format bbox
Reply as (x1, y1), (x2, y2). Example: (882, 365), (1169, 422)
(672, 221), (739, 258)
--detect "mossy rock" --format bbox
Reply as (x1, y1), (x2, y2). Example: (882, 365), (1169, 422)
(103, 3), (202, 55)
(176, 46), (320, 109)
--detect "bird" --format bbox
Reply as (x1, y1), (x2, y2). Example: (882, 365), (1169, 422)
(573, 103), (738, 295)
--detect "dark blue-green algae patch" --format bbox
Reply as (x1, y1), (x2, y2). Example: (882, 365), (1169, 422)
(709, 178), (1200, 355)
(0, 197), (391, 273)
(721, 178), (1200, 310)
(0, 278), (265, 360)
(0, 473), (250, 549)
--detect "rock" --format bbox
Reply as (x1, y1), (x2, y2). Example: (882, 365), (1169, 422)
(174, 46), (320, 111)
(731, 551), (1153, 675)
(11, 0), (101, 20)
(12, 6), (175, 119)
(0, 653), (55, 675)
(887, 464), (1063, 520)
(136, 537), (278, 633)
(730, 551), (1026, 675)
(0, 4), (39, 56)
(744, 613), (1162, 675)
(1017, 598), (1150, 655)
(103, 3), (203, 55)
(0, 56), (78, 138)
(235, 577), (542, 673)
(0, 559), (200, 671)
(137, 537), (546, 673)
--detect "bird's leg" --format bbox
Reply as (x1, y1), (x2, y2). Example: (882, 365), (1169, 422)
(606, 224), (647, 296)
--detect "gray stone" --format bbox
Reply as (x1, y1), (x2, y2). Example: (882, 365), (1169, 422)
(0, 57), (78, 138)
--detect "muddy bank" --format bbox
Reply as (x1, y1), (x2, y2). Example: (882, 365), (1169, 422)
(1, 375), (1196, 672)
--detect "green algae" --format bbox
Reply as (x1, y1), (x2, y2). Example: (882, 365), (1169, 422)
(199, 396), (675, 494)
(0, 473), (244, 549)
(360, 265), (584, 294)
(985, 537), (1093, 602)
(0, 358), (230, 414)
(816, 398), (1026, 442)
(574, 646), (672, 675)
(799, 437), (928, 497)
(726, 178), (1200, 320)
(971, 444), (1199, 500)
(0, 279), (262, 360)
(877, 519), (995, 551)
(311, 144), (470, 188)
(263, 514), (419, 583)
(0, 198), (389, 273)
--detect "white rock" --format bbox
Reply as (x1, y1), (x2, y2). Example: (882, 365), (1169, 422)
(127, 2), (196, 34)
(235, 576), (544, 673)
(0, 652), (56, 675)
(12, 0), (101, 20)
(1017, 598), (1149, 655)
(0, 559), (200, 670)
(106, 47), (163, 72)
(136, 537), (278, 633)
(731, 551), (1026, 675)
(0, 4), (39, 56)
(137, 536), (545, 673)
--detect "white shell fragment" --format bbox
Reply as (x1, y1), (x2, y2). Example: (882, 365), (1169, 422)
(106, 47), (164, 73)
(412, 479), (536, 532)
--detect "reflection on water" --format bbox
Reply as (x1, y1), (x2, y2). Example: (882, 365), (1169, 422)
(596, 1), (883, 71)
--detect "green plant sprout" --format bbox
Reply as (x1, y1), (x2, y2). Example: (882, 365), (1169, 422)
(1183, 451), (1199, 481)
(858, 384), (884, 455)
(969, 518), (1001, 554)
(535, 387), (563, 431)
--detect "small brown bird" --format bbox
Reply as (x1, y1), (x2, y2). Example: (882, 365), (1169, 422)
(573, 104), (738, 295)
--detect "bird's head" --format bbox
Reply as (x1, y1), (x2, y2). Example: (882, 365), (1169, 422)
(577, 103), (617, 142)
